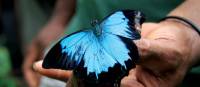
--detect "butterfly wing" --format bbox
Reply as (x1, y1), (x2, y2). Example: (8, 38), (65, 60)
(42, 30), (93, 70)
(91, 10), (144, 73)
(101, 10), (145, 39)
(89, 32), (138, 83)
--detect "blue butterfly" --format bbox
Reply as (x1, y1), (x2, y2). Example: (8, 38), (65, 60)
(42, 10), (145, 86)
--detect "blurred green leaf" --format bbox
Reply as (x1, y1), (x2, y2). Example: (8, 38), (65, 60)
(0, 46), (11, 77)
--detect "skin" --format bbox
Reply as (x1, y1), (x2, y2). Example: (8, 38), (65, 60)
(121, 21), (200, 87)
(22, 0), (75, 87)
(25, 0), (200, 87)
(121, 1), (200, 86)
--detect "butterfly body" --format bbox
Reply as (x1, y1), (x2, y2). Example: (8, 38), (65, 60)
(91, 20), (102, 36)
(42, 10), (145, 86)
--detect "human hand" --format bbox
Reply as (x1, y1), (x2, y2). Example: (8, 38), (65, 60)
(121, 20), (200, 87)
(23, 22), (65, 87)
(23, 40), (41, 87)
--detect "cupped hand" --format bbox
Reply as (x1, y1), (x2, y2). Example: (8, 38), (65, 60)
(121, 20), (200, 87)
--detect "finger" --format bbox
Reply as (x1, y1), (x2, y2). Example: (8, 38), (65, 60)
(121, 79), (144, 87)
(33, 60), (72, 82)
(120, 68), (144, 87)
(134, 39), (182, 73)
(127, 69), (137, 80)
(121, 74), (144, 87)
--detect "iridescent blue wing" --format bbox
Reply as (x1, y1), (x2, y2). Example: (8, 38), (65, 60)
(84, 10), (145, 72)
(42, 30), (93, 69)
(87, 32), (139, 83)
(101, 10), (145, 39)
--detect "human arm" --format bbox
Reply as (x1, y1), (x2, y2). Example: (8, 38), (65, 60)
(23, 0), (76, 87)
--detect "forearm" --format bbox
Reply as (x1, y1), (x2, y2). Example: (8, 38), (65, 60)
(35, 0), (76, 47)
(49, 0), (76, 27)
(169, 0), (200, 26)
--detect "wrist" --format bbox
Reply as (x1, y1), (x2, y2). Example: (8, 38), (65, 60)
(159, 17), (192, 32)
(160, 16), (200, 36)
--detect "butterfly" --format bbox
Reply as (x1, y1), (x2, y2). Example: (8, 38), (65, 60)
(42, 10), (145, 86)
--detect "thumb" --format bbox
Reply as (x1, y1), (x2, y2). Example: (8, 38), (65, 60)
(134, 39), (182, 74)
(33, 60), (72, 81)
